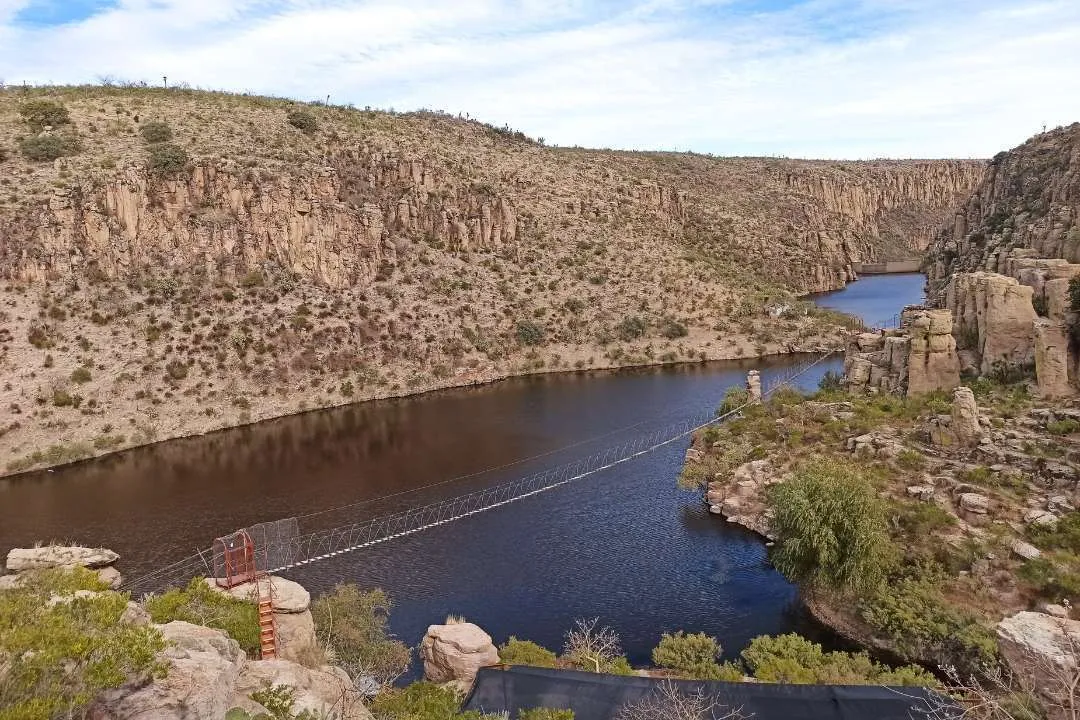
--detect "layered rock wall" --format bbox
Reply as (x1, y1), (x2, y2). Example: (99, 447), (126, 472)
(844, 307), (960, 396)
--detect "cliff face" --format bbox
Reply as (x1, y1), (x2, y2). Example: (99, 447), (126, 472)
(0, 87), (983, 475)
(926, 122), (1080, 301)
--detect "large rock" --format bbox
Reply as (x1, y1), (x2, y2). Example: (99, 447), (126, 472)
(946, 272), (1038, 374)
(1034, 319), (1072, 398)
(421, 622), (500, 688)
(275, 610), (319, 664)
(997, 612), (1080, 714)
(906, 307), (961, 395)
(959, 492), (990, 514)
(233, 660), (370, 720)
(93, 621), (245, 719)
(204, 575), (310, 613)
(951, 386), (981, 446)
(6, 545), (119, 572)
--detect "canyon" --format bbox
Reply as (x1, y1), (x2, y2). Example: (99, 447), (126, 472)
(0, 87), (984, 475)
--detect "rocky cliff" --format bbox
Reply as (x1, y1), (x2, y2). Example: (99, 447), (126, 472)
(0, 87), (983, 474)
(926, 122), (1080, 301)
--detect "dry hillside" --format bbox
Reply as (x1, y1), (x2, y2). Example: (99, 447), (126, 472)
(0, 86), (983, 475)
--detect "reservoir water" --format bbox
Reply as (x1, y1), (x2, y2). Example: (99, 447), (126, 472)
(0, 273), (927, 666)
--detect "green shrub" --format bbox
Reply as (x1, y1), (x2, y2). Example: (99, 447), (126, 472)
(767, 459), (893, 594)
(651, 631), (726, 680)
(616, 316), (647, 341)
(741, 634), (934, 686)
(19, 100), (70, 130)
(0, 568), (165, 718)
(147, 142), (189, 177)
(719, 386), (749, 415)
(519, 710), (573, 720)
(659, 317), (688, 339)
(370, 681), (461, 720)
(19, 132), (80, 161)
(1017, 555), (1080, 603)
(139, 120), (173, 144)
(165, 360), (189, 381)
(499, 637), (557, 668)
(1047, 418), (1080, 436)
(70, 366), (92, 384)
(286, 110), (318, 132)
(52, 389), (75, 407)
(895, 449), (926, 470)
(145, 577), (259, 655)
(1029, 512), (1080, 553)
(817, 370), (844, 393)
(515, 320), (545, 346)
(310, 584), (410, 687)
(861, 571), (997, 672)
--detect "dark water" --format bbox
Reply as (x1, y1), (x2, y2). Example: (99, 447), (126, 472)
(813, 272), (926, 326)
(0, 274), (925, 666)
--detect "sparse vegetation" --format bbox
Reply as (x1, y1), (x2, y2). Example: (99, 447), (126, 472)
(146, 142), (189, 176)
(18, 100), (71, 131)
(286, 109), (318, 132)
(139, 120), (173, 144)
(18, 132), (80, 161)
(145, 577), (260, 655)
(310, 584), (411, 688)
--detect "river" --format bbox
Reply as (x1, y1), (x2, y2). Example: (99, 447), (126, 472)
(0, 273), (926, 667)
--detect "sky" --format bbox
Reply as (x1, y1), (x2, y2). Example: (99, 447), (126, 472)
(0, 0), (1078, 159)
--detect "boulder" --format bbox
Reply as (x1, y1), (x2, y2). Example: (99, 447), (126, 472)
(1039, 603), (1071, 619)
(946, 272), (1038, 374)
(275, 610), (319, 664)
(97, 566), (123, 590)
(233, 660), (370, 720)
(1010, 539), (1042, 561)
(951, 387), (981, 446)
(1025, 509), (1059, 528)
(1048, 496), (1076, 515)
(746, 370), (762, 404)
(6, 545), (119, 572)
(204, 576), (310, 613)
(1034, 319), (1072, 399)
(907, 485), (936, 501)
(997, 612), (1080, 713)
(93, 621), (245, 719)
(421, 622), (499, 688)
(959, 492), (990, 514)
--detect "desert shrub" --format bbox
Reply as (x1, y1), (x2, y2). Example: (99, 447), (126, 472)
(499, 637), (557, 668)
(139, 120), (173, 144)
(987, 360), (1033, 385)
(740, 634), (934, 686)
(767, 459), (893, 594)
(165, 360), (189, 381)
(19, 132), (80, 161)
(651, 631), (726, 680)
(1017, 555), (1080, 603)
(616, 316), (647, 341)
(519, 710), (573, 720)
(286, 109), (318, 132)
(0, 567), (165, 718)
(515, 320), (545, 346)
(659, 317), (688, 339)
(817, 370), (844, 393)
(19, 100), (70, 130)
(895, 449), (926, 470)
(70, 366), (92, 384)
(147, 142), (189, 177)
(310, 584), (410, 687)
(1033, 294), (1049, 317)
(145, 577), (259, 655)
(861, 570), (998, 672)
(1047, 418), (1080, 436)
(370, 681), (480, 720)
(561, 618), (633, 675)
(1070, 277), (1080, 313)
(1029, 512), (1080, 553)
(718, 386), (749, 415)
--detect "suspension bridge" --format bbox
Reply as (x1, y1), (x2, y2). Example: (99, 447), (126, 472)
(120, 305), (910, 599)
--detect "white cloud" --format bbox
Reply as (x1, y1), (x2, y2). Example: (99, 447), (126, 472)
(1, 0), (1078, 158)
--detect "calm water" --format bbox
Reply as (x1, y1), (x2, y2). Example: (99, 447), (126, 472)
(0, 274), (925, 666)
(813, 272), (926, 326)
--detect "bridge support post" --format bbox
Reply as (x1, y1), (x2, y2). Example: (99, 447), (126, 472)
(746, 370), (762, 404)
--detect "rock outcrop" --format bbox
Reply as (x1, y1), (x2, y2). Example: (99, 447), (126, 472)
(3, 545), (123, 589)
(945, 272), (1038, 374)
(420, 621), (500, 689)
(204, 576), (317, 664)
(843, 306), (959, 396)
(706, 459), (778, 539)
(997, 611), (1080, 718)
(951, 387), (981, 446)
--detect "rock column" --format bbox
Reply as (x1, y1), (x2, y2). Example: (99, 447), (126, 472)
(951, 386), (980, 446)
(746, 371), (762, 403)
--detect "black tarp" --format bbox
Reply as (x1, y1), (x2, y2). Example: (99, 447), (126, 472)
(464, 666), (951, 720)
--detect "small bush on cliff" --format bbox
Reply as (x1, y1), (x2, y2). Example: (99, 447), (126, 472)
(651, 631), (728, 680)
(767, 459), (893, 594)
(371, 681), (499, 720)
(145, 577), (259, 655)
(718, 386), (749, 415)
(146, 142), (189, 177)
(286, 109), (318, 133)
(18, 100), (70, 131)
(139, 120), (173, 144)
(310, 584), (410, 687)
(516, 320), (545, 346)
(0, 567), (166, 719)
(740, 634), (934, 686)
(616, 316), (647, 341)
(499, 637), (557, 668)
(18, 132), (80, 161)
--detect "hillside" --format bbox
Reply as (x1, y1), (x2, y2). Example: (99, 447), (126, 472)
(926, 122), (1080, 302)
(0, 86), (984, 475)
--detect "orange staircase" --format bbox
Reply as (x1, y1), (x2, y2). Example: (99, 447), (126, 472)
(256, 573), (277, 660)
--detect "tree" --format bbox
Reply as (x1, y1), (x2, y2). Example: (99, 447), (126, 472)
(562, 618), (631, 675)
(652, 631), (726, 680)
(618, 682), (746, 720)
(767, 459), (893, 594)
(499, 637), (557, 668)
(310, 584), (410, 688)
(18, 100), (70, 131)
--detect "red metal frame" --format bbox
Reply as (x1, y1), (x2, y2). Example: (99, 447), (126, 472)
(212, 529), (257, 589)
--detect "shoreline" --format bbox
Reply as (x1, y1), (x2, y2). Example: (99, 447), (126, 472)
(0, 341), (841, 482)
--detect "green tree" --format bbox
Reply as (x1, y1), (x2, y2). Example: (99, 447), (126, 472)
(310, 584), (410, 687)
(0, 568), (166, 719)
(18, 100), (70, 131)
(767, 459), (893, 594)
(651, 631), (726, 680)
(740, 633), (934, 686)
(498, 637), (557, 668)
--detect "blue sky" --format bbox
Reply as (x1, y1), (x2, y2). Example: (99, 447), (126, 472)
(1, 0), (1078, 158)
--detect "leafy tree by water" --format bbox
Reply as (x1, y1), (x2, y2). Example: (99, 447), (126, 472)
(499, 637), (557, 668)
(740, 634), (934, 686)
(767, 459), (893, 594)
(310, 584), (410, 688)
(651, 631), (729, 680)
